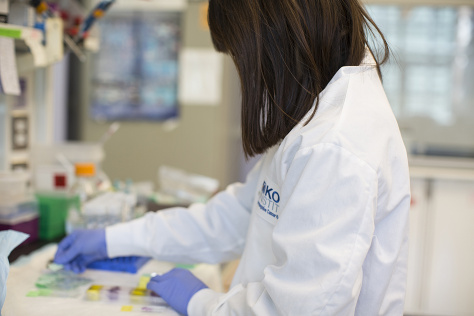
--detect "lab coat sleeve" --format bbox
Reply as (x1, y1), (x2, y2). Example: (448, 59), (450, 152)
(188, 143), (378, 315)
(105, 158), (264, 264)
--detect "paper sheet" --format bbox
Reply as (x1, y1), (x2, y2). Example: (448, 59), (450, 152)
(178, 49), (224, 106)
(0, 37), (20, 96)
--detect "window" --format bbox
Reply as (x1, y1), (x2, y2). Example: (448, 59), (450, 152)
(367, 6), (474, 156)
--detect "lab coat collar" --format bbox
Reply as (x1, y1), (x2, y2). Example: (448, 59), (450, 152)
(316, 49), (377, 110)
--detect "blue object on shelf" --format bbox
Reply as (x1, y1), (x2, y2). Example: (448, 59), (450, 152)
(87, 256), (151, 274)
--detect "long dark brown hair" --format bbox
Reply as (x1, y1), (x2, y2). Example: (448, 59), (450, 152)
(208, 0), (389, 158)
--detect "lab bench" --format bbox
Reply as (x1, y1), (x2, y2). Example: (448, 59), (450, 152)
(4, 203), (220, 315)
(4, 244), (223, 316)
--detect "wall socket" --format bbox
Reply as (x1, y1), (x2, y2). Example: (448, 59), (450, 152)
(11, 161), (28, 172)
(11, 115), (29, 150)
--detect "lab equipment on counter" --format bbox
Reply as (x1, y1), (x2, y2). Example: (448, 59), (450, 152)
(47, 262), (64, 272)
(0, 171), (30, 201)
(0, 198), (38, 219)
(87, 256), (151, 274)
(120, 305), (166, 313)
(0, 208), (38, 244)
(35, 269), (92, 290)
(85, 284), (166, 307)
(66, 191), (137, 233)
(83, 192), (137, 227)
(0, 230), (29, 311)
(35, 192), (79, 240)
(27, 269), (92, 298)
(70, 163), (97, 203)
(0, 172), (39, 244)
(5, 242), (223, 315)
(66, 163), (98, 233)
(99, 122), (120, 146)
(32, 142), (109, 193)
(31, 142), (113, 239)
(138, 274), (153, 290)
(157, 166), (220, 204)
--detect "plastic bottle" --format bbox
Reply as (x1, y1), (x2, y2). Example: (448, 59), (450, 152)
(65, 163), (97, 234)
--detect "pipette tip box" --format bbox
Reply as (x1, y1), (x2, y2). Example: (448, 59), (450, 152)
(87, 256), (151, 274)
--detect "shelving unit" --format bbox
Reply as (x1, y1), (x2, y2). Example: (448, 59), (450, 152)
(0, 18), (63, 69)
(0, 15), (64, 172)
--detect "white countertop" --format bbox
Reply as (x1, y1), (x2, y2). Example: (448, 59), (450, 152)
(3, 245), (223, 316)
(409, 155), (474, 181)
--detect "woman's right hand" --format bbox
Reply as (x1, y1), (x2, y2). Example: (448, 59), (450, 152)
(54, 229), (108, 274)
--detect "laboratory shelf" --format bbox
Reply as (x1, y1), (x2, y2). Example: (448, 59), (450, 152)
(0, 19), (64, 69)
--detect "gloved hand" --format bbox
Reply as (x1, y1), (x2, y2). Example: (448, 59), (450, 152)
(147, 268), (208, 316)
(54, 229), (108, 274)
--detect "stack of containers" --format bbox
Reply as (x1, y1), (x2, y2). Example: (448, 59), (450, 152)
(0, 172), (39, 244)
(31, 142), (109, 240)
(81, 192), (137, 230)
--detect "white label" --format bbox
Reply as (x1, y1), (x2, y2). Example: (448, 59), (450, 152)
(255, 179), (281, 225)
(0, 37), (20, 96)
(178, 49), (224, 106)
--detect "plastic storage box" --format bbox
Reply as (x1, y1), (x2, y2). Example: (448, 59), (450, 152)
(32, 142), (110, 193)
(0, 172), (29, 203)
(34, 165), (75, 193)
(36, 193), (80, 240)
(0, 210), (39, 244)
(0, 198), (37, 217)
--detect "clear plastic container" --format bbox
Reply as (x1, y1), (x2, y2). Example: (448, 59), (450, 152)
(157, 166), (220, 204)
(0, 198), (37, 219)
(66, 163), (97, 234)
(0, 172), (29, 205)
(82, 192), (136, 229)
(69, 163), (97, 204)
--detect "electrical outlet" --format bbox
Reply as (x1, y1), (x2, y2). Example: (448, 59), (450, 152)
(0, 0), (9, 23)
(11, 115), (29, 150)
(11, 161), (28, 172)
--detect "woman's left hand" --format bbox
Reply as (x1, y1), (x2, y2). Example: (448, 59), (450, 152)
(147, 268), (208, 316)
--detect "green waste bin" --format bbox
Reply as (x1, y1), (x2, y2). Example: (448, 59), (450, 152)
(36, 193), (80, 240)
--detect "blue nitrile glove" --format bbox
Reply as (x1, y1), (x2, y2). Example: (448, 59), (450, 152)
(54, 229), (108, 274)
(147, 268), (208, 316)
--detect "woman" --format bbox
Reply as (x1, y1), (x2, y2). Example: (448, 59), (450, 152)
(55, 0), (411, 315)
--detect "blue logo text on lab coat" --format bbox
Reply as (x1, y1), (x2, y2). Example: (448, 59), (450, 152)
(258, 181), (280, 222)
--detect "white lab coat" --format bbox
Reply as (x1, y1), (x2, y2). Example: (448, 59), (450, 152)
(106, 54), (411, 315)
